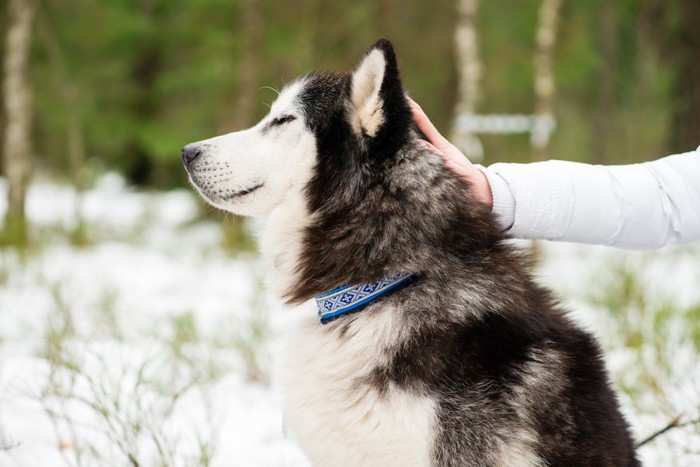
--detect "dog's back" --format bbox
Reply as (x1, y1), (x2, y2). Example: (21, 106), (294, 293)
(184, 39), (639, 466)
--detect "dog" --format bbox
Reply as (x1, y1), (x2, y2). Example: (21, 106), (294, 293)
(182, 39), (640, 467)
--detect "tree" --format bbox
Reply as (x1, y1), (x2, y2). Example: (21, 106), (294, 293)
(2, 0), (36, 246)
(227, 0), (262, 132)
(532, 0), (560, 161)
(123, 0), (167, 185)
(636, 0), (699, 154)
(0, 3), (6, 160)
(671, 0), (700, 152)
(37, 3), (88, 243)
(592, 0), (617, 164)
(452, 0), (482, 160)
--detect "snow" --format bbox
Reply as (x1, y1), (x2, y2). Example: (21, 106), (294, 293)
(0, 175), (698, 466)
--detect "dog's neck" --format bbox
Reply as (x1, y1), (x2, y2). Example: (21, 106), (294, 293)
(315, 272), (414, 324)
(259, 140), (499, 306)
(258, 185), (311, 301)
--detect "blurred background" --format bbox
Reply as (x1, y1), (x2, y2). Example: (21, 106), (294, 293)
(0, 1), (699, 466)
(2, 0), (699, 193)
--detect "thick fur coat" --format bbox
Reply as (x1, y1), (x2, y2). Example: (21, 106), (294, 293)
(183, 39), (640, 467)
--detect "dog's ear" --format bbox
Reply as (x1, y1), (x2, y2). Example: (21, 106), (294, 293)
(347, 39), (408, 139)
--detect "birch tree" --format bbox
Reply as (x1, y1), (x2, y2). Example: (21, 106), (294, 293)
(532, 0), (560, 161)
(452, 0), (482, 160)
(2, 0), (36, 245)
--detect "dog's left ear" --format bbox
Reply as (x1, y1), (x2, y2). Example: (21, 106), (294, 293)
(347, 39), (408, 139)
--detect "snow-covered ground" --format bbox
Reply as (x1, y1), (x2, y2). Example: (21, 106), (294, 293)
(0, 175), (698, 466)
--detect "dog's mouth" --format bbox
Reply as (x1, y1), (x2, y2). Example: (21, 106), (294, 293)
(221, 183), (264, 200)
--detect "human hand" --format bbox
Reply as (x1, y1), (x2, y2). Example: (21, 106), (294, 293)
(408, 98), (493, 209)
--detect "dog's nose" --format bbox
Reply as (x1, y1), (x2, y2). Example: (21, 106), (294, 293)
(182, 143), (202, 165)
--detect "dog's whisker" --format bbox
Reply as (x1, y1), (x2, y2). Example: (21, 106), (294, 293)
(260, 85), (280, 97)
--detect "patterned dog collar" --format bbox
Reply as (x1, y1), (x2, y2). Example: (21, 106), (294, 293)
(315, 272), (414, 324)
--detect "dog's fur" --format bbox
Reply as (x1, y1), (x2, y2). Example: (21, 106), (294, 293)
(183, 39), (640, 467)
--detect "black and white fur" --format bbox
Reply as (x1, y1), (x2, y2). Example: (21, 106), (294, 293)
(183, 40), (640, 467)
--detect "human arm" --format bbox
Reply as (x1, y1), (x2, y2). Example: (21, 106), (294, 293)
(488, 152), (700, 249)
(409, 98), (700, 249)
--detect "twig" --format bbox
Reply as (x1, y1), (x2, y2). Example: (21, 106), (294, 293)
(637, 414), (700, 448)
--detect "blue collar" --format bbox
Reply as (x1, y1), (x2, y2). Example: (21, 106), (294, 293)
(315, 272), (414, 324)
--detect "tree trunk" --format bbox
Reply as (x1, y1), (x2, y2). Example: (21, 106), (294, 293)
(530, 0), (560, 261)
(0, 4), (6, 162)
(2, 0), (36, 246)
(126, 43), (161, 185)
(638, 0), (700, 153)
(593, 0), (617, 165)
(670, 0), (700, 152)
(123, 1), (165, 186)
(37, 6), (87, 242)
(451, 0), (482, 160)
(228, 0), (262, 131)
(532, 0), (560, 161)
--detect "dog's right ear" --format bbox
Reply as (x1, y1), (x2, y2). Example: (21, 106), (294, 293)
(347, 39), (407, 139)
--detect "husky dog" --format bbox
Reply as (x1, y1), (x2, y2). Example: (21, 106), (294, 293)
(182, 40), (639, 467)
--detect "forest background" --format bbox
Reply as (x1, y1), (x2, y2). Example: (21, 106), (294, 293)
(1, 0), (698, 204)
(1, 1), (700, 465)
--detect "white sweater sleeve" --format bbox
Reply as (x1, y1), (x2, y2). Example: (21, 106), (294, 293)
(484, 147), (700, 249)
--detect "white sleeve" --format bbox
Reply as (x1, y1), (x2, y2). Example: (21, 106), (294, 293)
(485, 147), (700, 249)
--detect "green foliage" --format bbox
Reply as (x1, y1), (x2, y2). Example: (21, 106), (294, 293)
(22, 0), (686, 187)
(168, 311), (199, 357)
(33, 0), (246, 187)
(220, 217), (256, 254)
(0, 214), (29, 249)
(227, 275), (271, 383)
(686, 303), (700, 353)
(34, 280), (226, 465)
(588, 257), (700, 404)
(67, 221), (91, 248)
(43, 279), (78, 367)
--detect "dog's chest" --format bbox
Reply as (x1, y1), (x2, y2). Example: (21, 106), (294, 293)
(278, 313), (436, 467)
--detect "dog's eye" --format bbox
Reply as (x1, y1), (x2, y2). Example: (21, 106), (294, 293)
(270, 115), (296, 127)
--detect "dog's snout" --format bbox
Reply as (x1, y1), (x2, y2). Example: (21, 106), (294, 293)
(182, 143), (202, 165)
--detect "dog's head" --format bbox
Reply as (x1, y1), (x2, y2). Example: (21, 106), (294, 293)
(182, 39), (412, 217)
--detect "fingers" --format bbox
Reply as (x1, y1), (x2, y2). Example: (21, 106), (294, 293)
(417, 138), (441, 155)
(407, 98), (452, 150)
(409, 97), (493, 208)
(410, 99), (474, 178)
(418, 138), (471, 182)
